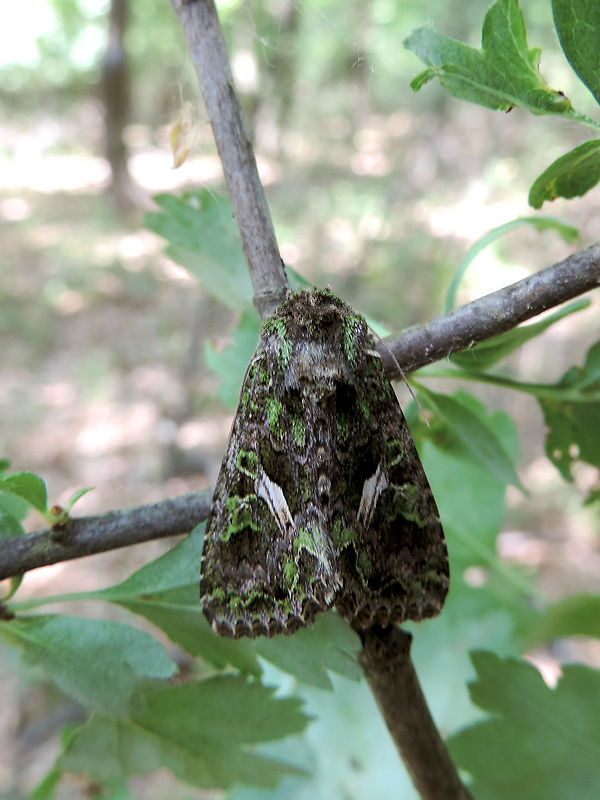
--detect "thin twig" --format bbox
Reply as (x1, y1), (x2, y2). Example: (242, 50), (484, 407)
(1, 247), (599, 581)
(0, 491), (211, 581)
(382, 242), (600, 374)
(169, 0), (289, 318)
(6, 2), (600, 797)
(357, 627), (474, 800)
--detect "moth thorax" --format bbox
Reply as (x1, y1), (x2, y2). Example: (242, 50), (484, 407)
(291, 341), (350, 390)
(317, 473), (331, 501)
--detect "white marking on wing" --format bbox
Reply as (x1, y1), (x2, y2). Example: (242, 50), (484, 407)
(256, 465), (295, 537)
(358, 462), (388, 528)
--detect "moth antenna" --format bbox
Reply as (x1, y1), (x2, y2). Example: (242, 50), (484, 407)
(369, 327), (428, 426)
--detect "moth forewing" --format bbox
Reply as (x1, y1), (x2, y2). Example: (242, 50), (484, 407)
(200, 288), (449, 638)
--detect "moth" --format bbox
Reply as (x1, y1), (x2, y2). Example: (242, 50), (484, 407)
(200, 289), (449, 638)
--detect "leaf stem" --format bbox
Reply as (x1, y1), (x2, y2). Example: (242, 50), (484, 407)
(418, 366), (600, 403)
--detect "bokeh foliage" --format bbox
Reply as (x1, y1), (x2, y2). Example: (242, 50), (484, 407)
(2, 1), (600, 799)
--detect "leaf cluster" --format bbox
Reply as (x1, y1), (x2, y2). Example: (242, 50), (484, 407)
(405, 0), (600, 207)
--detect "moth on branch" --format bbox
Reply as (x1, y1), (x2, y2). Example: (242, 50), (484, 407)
(200, 289), (449, 638)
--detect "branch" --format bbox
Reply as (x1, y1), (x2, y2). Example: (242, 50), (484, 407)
(169, 0), (289, 318)
(1, 247), (599, 581)
(382, 242), (600, 374)
(0, 491), (211, 582)
(358, 627), (474, 800)
(6, 2), (600, 796)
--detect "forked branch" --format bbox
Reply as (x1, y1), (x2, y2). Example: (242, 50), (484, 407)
(2, 3), (599, 800)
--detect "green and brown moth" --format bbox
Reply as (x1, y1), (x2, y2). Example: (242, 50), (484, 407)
(200, 289), (449, 638)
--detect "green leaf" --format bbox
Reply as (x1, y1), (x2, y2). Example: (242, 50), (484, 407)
(0, 472), (48, 513)
(437, 339), (600, 479)
(449, 652), (600, 800)
(63, 486), (94, 514)
(444, 217), (579, 312)
(541, 397), (600, 479)
(538, 340), (600, 478)
(0, 484), (29, 523)
(553, 0), (600, 106)
(230, 670), (416, 800)
(0, 507), (26, 540)
(0, 615), (176, 715)
(93, 527), (360, 687)
(3, 575), (24, 602)
(91, 526), (261, 676)
(416, 410), (538, 623)
(416, 388), (523, 489)
(530, 593), (600, 644)
(418, 432), (507, 566)
(205, 310), (261, 408)
(138, 677), (307, 745)
(145, 190), (252, 309)
(32, 765), (63, 800)
(529, 140), (600, 208)
(256, 612), (362, 689)
(60, 679), (307, 790)
(120, 585), (261, 677)
(404, 0), (573, 115)
(449, 299), (589, 370)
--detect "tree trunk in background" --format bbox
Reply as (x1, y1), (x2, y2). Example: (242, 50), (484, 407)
(102, 0), (142, 214)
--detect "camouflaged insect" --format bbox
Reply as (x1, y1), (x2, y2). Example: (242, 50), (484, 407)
(200, 289), (449, 638)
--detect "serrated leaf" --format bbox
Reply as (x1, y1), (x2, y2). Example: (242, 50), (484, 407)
(139, 677), (307, 744)
(448, 652), (600, 800)
(0, 472), (48, 513)
(145, 191), (252, 309)
(537, 340), (600, 478)
(450, 299), (589, 370)
(529, 140), (600, 208)
(256, 612), (362, 689)
(404, 0), (573, 115)
(90, 527), (261, 676)
(60, 679), (307, 790)
(417, 388), (523, 489)
(444, 340), (600, 479)
(553, 0), (600, 106)
(541, 398), (600, 479)
(0, 616), (176, 715)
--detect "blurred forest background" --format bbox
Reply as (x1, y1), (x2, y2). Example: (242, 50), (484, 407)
(1, 0), (600, 797)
